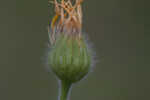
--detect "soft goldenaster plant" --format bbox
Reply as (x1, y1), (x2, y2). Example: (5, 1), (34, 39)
(48, 0), (93, 100)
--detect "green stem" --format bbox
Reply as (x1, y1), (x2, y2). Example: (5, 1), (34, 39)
(60, 80), (72, 100)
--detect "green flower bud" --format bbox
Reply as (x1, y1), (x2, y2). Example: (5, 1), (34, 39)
(48, 34), (91, 83)
(48, 1), (94, 100)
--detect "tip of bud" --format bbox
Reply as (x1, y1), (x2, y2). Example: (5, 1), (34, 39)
(49, 0), (83, 45)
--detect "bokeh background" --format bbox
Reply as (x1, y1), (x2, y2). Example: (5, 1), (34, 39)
(0, 0), (150, 100)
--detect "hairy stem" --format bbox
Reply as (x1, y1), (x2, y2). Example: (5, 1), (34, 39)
(60, 80), (72, 100)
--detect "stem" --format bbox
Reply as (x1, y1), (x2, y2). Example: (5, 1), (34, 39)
(60, 80), (72, 100)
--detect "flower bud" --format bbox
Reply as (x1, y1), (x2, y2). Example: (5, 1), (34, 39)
(48, 0), (92, 83)
(48, 33), (91, 83)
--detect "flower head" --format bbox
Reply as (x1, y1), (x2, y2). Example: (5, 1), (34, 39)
(48, 0), (92, 83)
(49, 0), (83, 44)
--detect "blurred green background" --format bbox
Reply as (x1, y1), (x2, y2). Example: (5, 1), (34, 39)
(0, 0), (150, 100)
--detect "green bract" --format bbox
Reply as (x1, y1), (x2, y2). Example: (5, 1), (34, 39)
(48, 34), (91, 83)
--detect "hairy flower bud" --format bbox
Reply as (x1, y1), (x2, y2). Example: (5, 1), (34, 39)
(48, 1), (94, 100)
(48, 33), (91, 83)
(48, 0), (92, 84)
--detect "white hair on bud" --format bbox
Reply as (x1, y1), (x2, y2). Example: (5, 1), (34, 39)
(75, 31), (99, 82)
